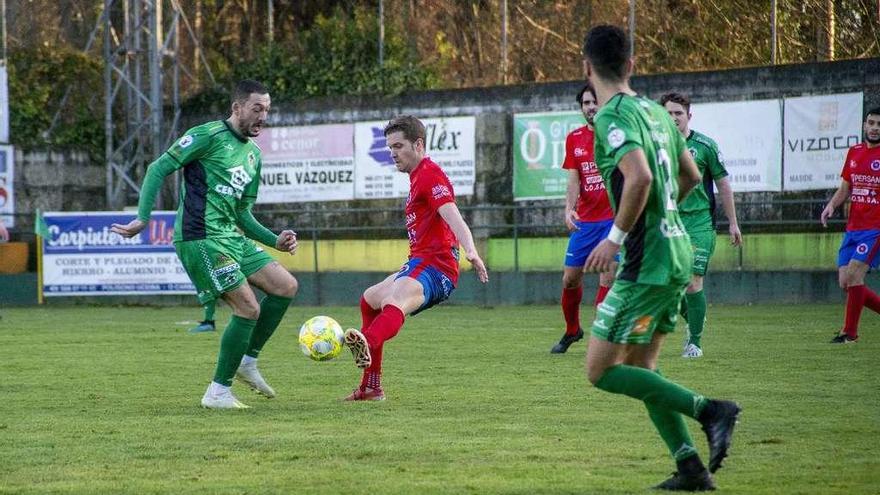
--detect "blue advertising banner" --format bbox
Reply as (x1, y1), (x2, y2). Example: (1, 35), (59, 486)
(41, 211), (195, 296)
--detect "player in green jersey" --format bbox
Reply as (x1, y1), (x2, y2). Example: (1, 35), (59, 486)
(112, 80), (299, 410)
(581, 25), (741, 491)
(660, 92), (742, 358)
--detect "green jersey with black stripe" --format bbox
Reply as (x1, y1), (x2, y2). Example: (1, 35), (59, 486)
(593, 94), (692, 286)
(163, 120), (263, 242)
(680, 130), (728, 217)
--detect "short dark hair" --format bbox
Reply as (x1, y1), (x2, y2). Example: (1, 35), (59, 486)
(866, 107), (880, 120)
(660, 92), (691, 114)
(582, 25), (631, 82)
(383, 115), (426, 143)
(233, 79), (268, 103)
(576, 82), (597, 104)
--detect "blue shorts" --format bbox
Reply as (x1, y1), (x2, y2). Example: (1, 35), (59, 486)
(395, 258), (456, 315)
(837, 229), (880, 269)
(564, 219), (616, 268)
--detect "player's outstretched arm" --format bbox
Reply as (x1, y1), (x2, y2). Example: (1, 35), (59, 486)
(821, 180), (851, 228)
(110, 156), (178, 238)
(715, 176), (742, 246)
(585, 149), (652, 273)
(438, 203), (489, 283)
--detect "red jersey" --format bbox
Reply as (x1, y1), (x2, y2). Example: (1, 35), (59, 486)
(841, 143), (880, 231)
(562, 125), (614, 222)
(406, 158), (460, 282)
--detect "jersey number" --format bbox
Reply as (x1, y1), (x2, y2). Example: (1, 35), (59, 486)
(657, 148), (678, 211)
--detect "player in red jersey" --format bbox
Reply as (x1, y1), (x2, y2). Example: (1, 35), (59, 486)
(551, 83), (617, 354)
(821, 107), (880, 343)
(342, 116), (489, 400)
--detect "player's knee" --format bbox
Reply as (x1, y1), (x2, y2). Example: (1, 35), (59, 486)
(236, 304), (260, 320)
(562, 271), (583, 288)
(281, 275), (299, 298)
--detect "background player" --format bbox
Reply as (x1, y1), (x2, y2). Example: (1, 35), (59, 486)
(821, 107), (880, 343)
(342, 115), (489, 401)
(552, 82), (616, 354)
(112, 80), (299, 409)
(189, 301), (217, 333)
(660, 92), (742, 358)
(582, 25), (740, 491)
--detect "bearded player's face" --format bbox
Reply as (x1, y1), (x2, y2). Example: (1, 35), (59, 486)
(864, 114), (880, 145)
(234, 93), (271, 137)
(663, 101), (690, 134)
(581, 92), (598, 126)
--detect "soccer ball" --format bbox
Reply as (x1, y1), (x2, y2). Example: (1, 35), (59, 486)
(298, 315), (345, 361)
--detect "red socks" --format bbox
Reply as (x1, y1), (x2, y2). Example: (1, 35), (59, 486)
(863, 286), (880, 314)
(843, 285), (867, 337)
(360, 296), (381, 330)
(360, 305), (406, 387)
(561, 286), (583, 336)
(595, 285), (611, 306)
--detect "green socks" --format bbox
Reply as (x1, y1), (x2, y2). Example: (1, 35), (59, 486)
(204, 301), (216, 322)
(246, 294), (292, 359)
(644, 369), (698, 461)
(213, 315), (258, 386)
(594, 364), (708, 419)
(685, 290), (707, 347)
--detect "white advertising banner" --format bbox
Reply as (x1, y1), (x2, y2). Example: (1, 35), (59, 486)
(783, 92), (863, 191)
(354, 116), (475, 199)
(0, 66), (8, 143)
(40, 211), (194, 296)
(252, 124), (355, 203)
(0, 144), (13, 227)
(689, 99), (783, 192)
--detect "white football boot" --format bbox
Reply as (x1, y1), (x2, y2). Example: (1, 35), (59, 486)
(201, 384), (250, 409)
(682, 343), (704, 358)
(235, 361), (277, 398)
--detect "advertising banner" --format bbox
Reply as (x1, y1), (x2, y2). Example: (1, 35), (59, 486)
(354, 116), (475, 199)
(783, 92), (863, 191)
(0, 144), (13, 227)
(252, 124), (355, 203)
(512, 111), (586, 201)
(40, 211), (194, 297)
(689, 99), (783, 192)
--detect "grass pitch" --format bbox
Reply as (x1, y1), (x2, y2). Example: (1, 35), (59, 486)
(0, 303), (877, 494)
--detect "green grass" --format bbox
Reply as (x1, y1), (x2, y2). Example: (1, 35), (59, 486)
(0, 304), (877, 494)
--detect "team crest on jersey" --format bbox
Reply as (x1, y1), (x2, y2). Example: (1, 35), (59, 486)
(850, 160), (858, 169)
(574, 147), (585, 157)
(871, 160), (880, 171)
(856, 243), (869, 255)
(178, 135), (194, 148)
(631, 315), (653, 335)
(248, 152), (257, 167)
(607, 125), (625, 149)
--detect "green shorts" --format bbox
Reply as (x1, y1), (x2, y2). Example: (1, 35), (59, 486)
(681, 212), (716, 277)
(175, 236), (275, 304)
(591, 280), (687, 345)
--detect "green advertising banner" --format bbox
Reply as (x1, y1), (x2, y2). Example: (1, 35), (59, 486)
(512, 111), (587, 201)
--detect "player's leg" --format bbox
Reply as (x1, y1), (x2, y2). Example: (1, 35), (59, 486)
(587, 281), (740, 480)
(233, 253), (298, 398)
(832, 230), (880, 343)
(555, 220), (611, 353)
(175, 238), (258, 409)
(682, 229), (715, 357)
(343, 273), (398, 372)
(554, 266), (585, 353)
(189, 300), (217, 333)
